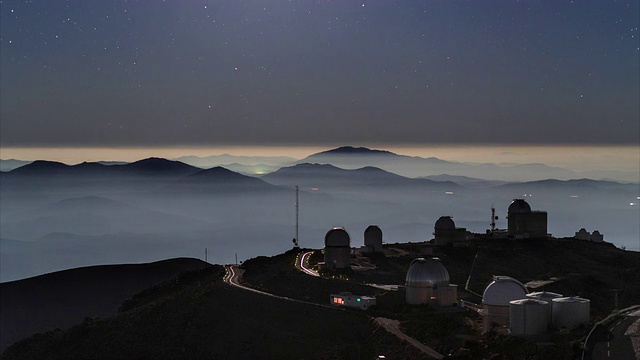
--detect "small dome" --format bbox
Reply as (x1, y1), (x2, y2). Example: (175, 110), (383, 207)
(325, 227), (350, 247)
(405, 257), (450, 288)
(508, 199), (531, 214)
(364, 225), (382, 247)
(364, 225), (382, 238)
(435, 216), (455, 230)
(482, 276), (528, 306)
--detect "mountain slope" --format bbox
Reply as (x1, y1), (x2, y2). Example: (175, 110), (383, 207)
(299, 146), (578, 181)
(0, 258), (212, 351)
(2, 264), (418, 359)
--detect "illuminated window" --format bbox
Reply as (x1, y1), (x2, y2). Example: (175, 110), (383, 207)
(333, 297), (344, 305)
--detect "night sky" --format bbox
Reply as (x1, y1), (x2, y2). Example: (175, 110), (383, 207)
(1, 0), (638, 147)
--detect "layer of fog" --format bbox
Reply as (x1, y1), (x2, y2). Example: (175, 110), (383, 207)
(1, 161), (638, 282)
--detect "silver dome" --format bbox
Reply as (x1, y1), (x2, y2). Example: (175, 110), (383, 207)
(325, 227), (350, 247)
(405, 257), (450, 288)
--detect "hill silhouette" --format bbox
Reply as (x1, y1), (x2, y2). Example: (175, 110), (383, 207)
(2, 264), (420, 360)
(0, 258), (211, 351)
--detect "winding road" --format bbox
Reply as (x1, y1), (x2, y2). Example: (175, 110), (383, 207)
(224, 255), (445, 359)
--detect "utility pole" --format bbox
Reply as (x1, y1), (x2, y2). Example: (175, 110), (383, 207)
(205, 248), (208, 263)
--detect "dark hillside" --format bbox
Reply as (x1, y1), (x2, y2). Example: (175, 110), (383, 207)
(3, 266), (426, 360)
(0, 258), (211, 351)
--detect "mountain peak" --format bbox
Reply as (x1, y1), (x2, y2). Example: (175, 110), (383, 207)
(314, 146), (396, 156)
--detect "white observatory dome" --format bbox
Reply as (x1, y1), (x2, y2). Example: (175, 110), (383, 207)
(482, 276), (528, 306)
(434, 216), (455, 230)
(405, 257), (450, 288)
(508, 199), (532, 214)
(325, 227), (350, 247)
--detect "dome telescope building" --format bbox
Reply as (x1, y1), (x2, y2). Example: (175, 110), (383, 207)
(434, 216), (467, 245)
(482, 276), (528, 332)
(405, 257), (458, 306)
(507, 199), (548, 238)
(324, 227), (351, 269)
(363, 225), (383, 252)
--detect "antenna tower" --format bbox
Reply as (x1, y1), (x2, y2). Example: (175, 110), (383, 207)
(490, 205), (497, 232)
(294, 186), (299, 248)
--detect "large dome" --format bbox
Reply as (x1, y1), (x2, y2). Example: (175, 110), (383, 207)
(325, 227), (350, 247)
(482, 276), (528, 306)
(508, 199), (531, 214)
(435, 216), (455, 230)
(405, 258), (450, 288)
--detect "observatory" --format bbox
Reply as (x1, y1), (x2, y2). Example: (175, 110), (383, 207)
(405, 257), (458, 306)
(363, 225), (383, 252)
(323, 227), (351, 269)
(482, 276), (528, 332)
(507, 199), (547, 238)
(434, 216), (467, 245)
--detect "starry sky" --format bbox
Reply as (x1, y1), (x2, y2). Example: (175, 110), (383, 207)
(1, 0), (638, 147)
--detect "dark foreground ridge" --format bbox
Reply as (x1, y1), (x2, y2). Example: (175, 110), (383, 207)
(0, 258), (211, 351)
(2, 262), (421, 360)
(2, 239), (639, 359)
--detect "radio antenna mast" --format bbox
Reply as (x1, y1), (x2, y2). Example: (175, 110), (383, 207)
(294, 186), (300, 248)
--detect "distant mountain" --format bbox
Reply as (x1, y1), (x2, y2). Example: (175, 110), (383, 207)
(172, 166), (284, 193)
(113, 157), (200, 176)
(0, 159), (31, 172)
(299, 146), (579, 181)
(498, 178), (639, 192)
(218, 163), (280, 176)
(420, 174), (509, 188)
(175, 154), (296, 168)
(0, 258), (211, 351)
(7, 160), (71, 175)
(5, 158), (199, 178)
(262, 163), (459, 191)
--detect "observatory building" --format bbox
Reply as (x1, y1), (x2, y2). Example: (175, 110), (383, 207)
(482, 276), (528, 332)
(363, 225), (383, 252)
(330, 292), (376, 310)
(434, 216), (467, 245)
(405, 257), (458, 306)
(324, 227), (351, 269)
(507, 199), (547, 238)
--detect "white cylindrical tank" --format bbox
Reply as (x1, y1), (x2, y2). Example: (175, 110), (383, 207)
(526, 291), (563, 326)
(509, 299), (550, 336)
(551, 297), (590, 330)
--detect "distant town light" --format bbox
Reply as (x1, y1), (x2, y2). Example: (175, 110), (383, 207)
(445, 191), (454, 195)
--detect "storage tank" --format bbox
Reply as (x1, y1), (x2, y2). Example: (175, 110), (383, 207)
(364, 225), (383, 252)
(509, 299), (550, 336)
(482, 276), (528, 332)
(551, 297), (590, 330)
(526, 291), (563, 326)
(324, 227), (351, 269)
(405, 257), (450, 305)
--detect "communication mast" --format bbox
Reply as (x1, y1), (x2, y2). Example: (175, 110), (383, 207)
(293, 185), (300, 248)
(490, 205), (497, 233)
